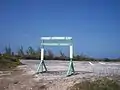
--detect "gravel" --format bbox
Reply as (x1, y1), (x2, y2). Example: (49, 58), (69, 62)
(0, 60), (120, 90)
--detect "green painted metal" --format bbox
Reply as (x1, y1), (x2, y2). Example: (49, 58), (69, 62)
(66, 58), (75, 76)
(41, 43), (72, 46)
(36, 37), (75, 76)
(37, 60), (47, 73)
(36, 43), (47, 73)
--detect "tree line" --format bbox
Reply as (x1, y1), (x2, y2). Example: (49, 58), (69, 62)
(0, 46), (69, 60)
(0, 45), (120, 62)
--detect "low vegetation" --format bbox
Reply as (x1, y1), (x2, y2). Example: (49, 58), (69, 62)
(69, 77), (120, 90)
(0, 55), (22, 70)
(0, 45), (120, 62)
(0, 45), (119, 70)
(0, 45), (120, 90)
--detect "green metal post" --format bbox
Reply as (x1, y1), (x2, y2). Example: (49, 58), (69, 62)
(66, 59), (75, 76)
(36, 40), (47, 73)
(66, 45), (75, 76)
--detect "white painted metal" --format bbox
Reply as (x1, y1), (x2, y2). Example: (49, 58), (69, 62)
(41, 48), (44, 61)
(41, 37), (72, 40)
(89, 62), (94, 65)
(37, 36), (75, 76)
(41, 37), (51, 40)
(70, 45), (73, 58)
(99, 62), (106, 65)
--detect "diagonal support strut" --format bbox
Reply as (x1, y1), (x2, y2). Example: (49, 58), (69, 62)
(37, 60), (47, 73)
(36, 48), (47, 73)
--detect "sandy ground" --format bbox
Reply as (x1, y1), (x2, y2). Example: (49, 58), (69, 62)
(21, 60), (120, 77)
(0, 60), (120, 90)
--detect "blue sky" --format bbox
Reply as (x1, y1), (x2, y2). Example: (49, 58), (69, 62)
(0, 0), (120, 58)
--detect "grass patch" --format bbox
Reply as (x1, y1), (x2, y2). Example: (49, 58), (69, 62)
(69, 77), (120, 90)
(0, 55), (22, 70)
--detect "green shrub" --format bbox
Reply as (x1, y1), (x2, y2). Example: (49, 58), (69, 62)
(69, 77), (120, 90)
(0, 56), (22, 70)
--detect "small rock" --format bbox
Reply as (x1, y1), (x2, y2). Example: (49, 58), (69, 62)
(14, 81), (19, 84)
(0, 71), (3, 74)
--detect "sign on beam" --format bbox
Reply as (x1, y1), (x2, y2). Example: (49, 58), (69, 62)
(41, 37), (72, 40)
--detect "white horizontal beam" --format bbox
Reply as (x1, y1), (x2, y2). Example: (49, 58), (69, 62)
(41, 43), (71, 46)
(41, 37), (72, 40)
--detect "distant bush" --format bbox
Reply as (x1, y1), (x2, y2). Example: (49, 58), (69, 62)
(0, 55), (22, 70)
(1, 45), (120, 61)
(69, 77), (120, 90)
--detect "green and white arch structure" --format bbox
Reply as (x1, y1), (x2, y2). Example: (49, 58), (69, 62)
(36, 37), (75, 76)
